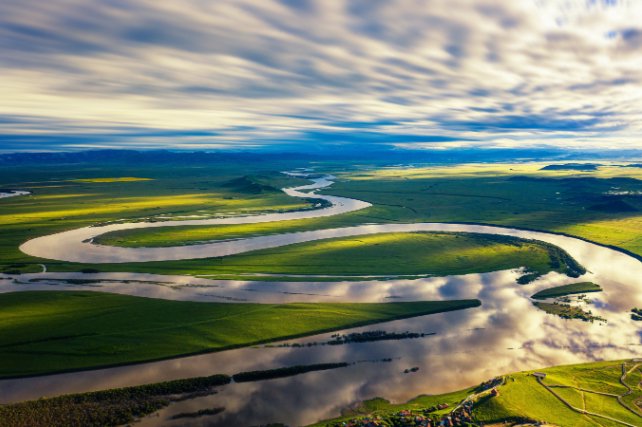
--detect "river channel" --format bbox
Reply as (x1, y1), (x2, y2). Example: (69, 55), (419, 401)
(2, 173), (642, 426)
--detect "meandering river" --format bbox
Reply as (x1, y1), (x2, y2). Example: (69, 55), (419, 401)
(0, 190), (30, 199)
(2, 173), (642, 426)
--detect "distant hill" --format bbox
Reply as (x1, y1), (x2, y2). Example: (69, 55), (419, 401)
(588, 198), (638, 213)
(540, 163), (601, 171)
(223, 175), (280, 194)
(0, 149), (318, 166)
(2, 147), (638, 167)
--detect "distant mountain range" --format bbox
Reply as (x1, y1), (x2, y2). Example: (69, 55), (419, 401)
(1, 147), (641, 166)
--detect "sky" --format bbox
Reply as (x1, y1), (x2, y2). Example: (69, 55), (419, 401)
(1, 0), (641, 152)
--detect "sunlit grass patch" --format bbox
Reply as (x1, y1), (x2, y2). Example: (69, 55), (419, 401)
(71, 177), (154, 183)
(0, 291), (479, 377)
(67, 232), (583, 280)
(531, 282), (601, 300)
(314, 359), (642, 427)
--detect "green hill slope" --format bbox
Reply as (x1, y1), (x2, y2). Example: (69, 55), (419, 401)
(313, 359), (642, 427)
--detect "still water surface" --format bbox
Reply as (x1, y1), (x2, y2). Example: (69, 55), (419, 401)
(3, 174), (642, 426)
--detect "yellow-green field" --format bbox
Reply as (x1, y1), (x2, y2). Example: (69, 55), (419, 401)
(312, 359), (642, 427)
(43, 232), (586, 283)
(70, 177), (154, 183)
(0, 165), (312, 273)
(324, 162), (642, 257)
(91, 162), (642, 261)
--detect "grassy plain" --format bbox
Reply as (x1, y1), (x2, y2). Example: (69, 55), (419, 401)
(3, 161), (642, 276)
(531, 282), (602, 299)
(2, 161), (642, 424)
(0, 164), (311, 274)
(313, 359), (642, 427)
(327, 162), (642, 257)
(93, 162), (642, 262)
(46, 232), (583, 281)
(0, 291), (479, 377)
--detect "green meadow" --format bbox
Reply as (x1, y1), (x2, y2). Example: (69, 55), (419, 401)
(0, 291), (479, 377)
(325, 163), (642, 257)
(312, 359), (642, 427)
(1, 161), (641, 387)
(0, 164), (311, 274)
(93, 162), (642, 263)
(3, 161), (642, 277)
(57, 232), (584, 281)
(531, 282), (602, 299)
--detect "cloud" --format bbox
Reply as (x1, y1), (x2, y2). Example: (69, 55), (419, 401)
(1, 0), (641, 151)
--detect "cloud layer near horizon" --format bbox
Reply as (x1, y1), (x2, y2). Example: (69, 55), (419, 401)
(1, 0), (641, 151)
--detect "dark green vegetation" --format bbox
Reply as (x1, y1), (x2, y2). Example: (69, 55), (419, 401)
(531, 282), (602, 299)
(268, 330), (434, 348)
(541, 163), (601, 171)
(326, 330), (434, 345)
(631, 307), (642, 321)
(171, 407), (225, 420)
(0, 374), (231, 427)
(0, 361), (351, 426)
(534, 301), (606, 323)
(312, 359), (642, 427)
(0, 291), (479, 377)
(231, 362), (349, 382)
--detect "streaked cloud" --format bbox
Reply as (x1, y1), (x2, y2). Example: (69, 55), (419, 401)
(1, 0), (641, 151)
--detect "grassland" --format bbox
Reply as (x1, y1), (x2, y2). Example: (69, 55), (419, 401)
(0, 291), (479, 378)
(89, 162), (642, 265)
(312, 359), (642, 427)
(531, 282), (602, 299)
(2, 161), (642, 426)
(3, 161), (642, 277)
(533, 301), (606, 323)
(4, 357), (641, 427)
(41, 232), (585, 282)
(94, 216), (351, 248)
(70, 177), (154, 183)
(326, 162), (642, 257)
(0, 164), (312, 274)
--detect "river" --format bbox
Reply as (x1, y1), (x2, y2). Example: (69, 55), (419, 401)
(2, 173), (642, 426)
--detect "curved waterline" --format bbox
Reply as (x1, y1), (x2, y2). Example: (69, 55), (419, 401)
(0, 190), (30, 199)
(13, 172), (642, 311)
(19, 174), (372, 263)
(4, 172), (642, 426)
(16, 174), (641, 274)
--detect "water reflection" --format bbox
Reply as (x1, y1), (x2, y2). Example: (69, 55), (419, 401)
(4, 174), (642, 425)
(1, 250), (641, 426)
(0, 269), (529, 304)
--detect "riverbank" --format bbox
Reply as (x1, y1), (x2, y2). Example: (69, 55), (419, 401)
(0, 291), (480, 378)
(311, 359), (642, 427)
